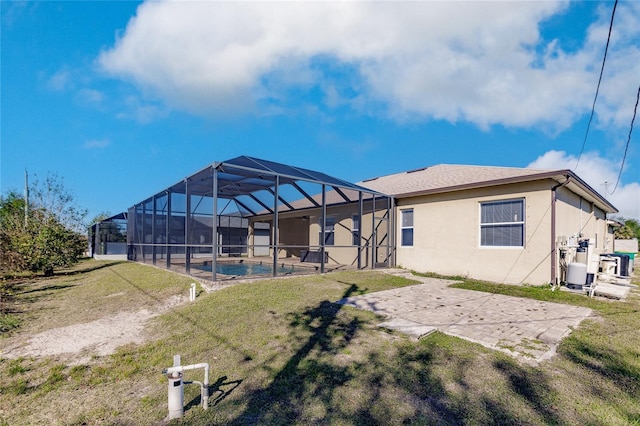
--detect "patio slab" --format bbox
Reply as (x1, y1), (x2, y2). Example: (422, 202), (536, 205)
(593, 282), (632, 299)
(336, 272), (594, 363)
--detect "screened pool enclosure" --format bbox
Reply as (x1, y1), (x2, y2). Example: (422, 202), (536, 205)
(126, 156), (395, 281)
(89, 212), (127, 258)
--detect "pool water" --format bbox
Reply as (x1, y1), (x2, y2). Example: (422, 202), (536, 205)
(198, 262), (295, 276)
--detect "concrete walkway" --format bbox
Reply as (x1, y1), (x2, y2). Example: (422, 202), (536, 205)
(336, 271), (593, 363)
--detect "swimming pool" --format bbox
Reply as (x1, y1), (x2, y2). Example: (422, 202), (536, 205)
(197, 261), (296, 276)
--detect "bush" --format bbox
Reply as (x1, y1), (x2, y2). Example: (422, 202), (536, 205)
(0, 173), (87, 275)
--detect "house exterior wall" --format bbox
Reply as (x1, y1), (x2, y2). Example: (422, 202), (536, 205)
(305, 202), (391, 267)
(248, 214), (312, 258)
(247, 174), (613, 285)
(251, 199), (391, 268)
(308, 207), (359, 266)
(278, 217), (310, 258)
(395, 180), (554, 285)
(554, 186), (612, 254)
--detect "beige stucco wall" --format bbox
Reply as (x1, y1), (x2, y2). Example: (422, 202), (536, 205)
(251, 200), (391, 267)
(247, 214), (311, 258)
(248, 179), (612, 284)
(554, 186), (612, 254)
(395, 181), (554, 285)
(306, 203), (388, 266)
(278, 217), (310, 257)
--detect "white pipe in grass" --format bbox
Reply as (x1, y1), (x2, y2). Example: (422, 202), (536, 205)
(164, 359), (210, 414)
(189, 283), (196, 302)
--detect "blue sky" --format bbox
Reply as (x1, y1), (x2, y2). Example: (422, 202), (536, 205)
(1, 1), (639, 222)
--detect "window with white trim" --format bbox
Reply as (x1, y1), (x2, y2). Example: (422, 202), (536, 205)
(319, 217), (335, 246)
(480, 199), (524, 247)
(401, 209), (413, 246)
(352, 214), (360, 246)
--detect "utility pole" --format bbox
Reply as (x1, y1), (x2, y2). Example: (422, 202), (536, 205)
(24, 169), (29, 227)
(602, 181), (610, 199)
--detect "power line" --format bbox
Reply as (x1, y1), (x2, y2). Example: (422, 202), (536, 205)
(575, 0), (618, 170)
(609, 84), (639, 195)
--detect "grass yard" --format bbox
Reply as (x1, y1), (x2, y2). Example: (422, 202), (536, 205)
(1, 259), (639, 425)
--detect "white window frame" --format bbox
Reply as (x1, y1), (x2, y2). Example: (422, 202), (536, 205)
(401, 209), (414, 247)
(319, 217), (335, 246)
(479, 198), (525, 248)
(351, 214), (360, 246)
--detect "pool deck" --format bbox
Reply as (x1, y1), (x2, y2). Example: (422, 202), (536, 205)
(185, 256), (355, 284)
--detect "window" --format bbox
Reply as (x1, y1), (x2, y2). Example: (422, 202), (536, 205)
(401, 209), (413, 246)
(319, 217), (335, 246)
(480, 199), (524, 247)
(352, 215), (360, 246)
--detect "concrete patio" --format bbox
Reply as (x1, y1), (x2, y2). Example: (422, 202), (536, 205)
(337, 271), (594, 363)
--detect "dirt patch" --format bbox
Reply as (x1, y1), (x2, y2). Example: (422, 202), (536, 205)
(1, 294), (186, 363)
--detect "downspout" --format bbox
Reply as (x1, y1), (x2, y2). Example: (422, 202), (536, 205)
(604, 212), (608, 252)
(320, 184), (326, 274)
(551, 176), (571, 285)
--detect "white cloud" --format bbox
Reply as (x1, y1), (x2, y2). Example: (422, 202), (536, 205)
(111, 96), (168, 124)
(98, 1), (639, 130)
(528, 150), (640, 220)
(78, 88), (104, 105)
(83, 138), (110, 149)
(47, 69), (71, 91)
(1, 1), (37, 28)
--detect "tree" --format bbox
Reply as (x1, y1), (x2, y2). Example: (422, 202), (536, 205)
(30, 172), (87, 234)
(0, 191), (27, 271)
(90, 212), (112, 226)
(624, 218), (640, 238)
(615, 224), (635, 239)
(0, 173), (87, 275)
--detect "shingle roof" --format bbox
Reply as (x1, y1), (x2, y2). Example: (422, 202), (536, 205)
(256, 163), (618, 216)
(357, 163), (617, 213)
(359, 164), (559, 197)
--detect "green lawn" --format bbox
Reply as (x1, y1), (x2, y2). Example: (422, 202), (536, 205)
(1, 260), (639, 425)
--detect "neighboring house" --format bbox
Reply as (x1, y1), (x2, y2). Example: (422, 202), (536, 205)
(270, 164), (618, 285)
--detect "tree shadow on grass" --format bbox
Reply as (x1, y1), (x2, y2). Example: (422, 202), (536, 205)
(223, 283), (459, 425)
(382, 342), (567, 425)
(54, 260), (126, 276)
(14, 283), (76, 296)
(562, 335), (640, 399)
(2, 282), (76, 317)
(359, 344), (466, 425)
(1, 260), (123, 283)
(2, 261), (124, 307)
(222, 278), (578, 425)
(491, 358), (561, 425)
(184, 375), (244, 412)
(552, 330), (640, 424)
(226, 284), (363, 425)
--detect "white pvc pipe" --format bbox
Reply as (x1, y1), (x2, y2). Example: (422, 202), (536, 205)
(167, 355), (184, 419)
(165, 363), (210, 410)
(189, 283), (196, 302)
(167, 372), (184, 419)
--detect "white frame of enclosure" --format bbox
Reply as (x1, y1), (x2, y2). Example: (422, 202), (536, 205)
(127, 156), (394, 281)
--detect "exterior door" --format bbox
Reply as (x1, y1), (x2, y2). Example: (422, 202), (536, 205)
(253, 228), (270, 256)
